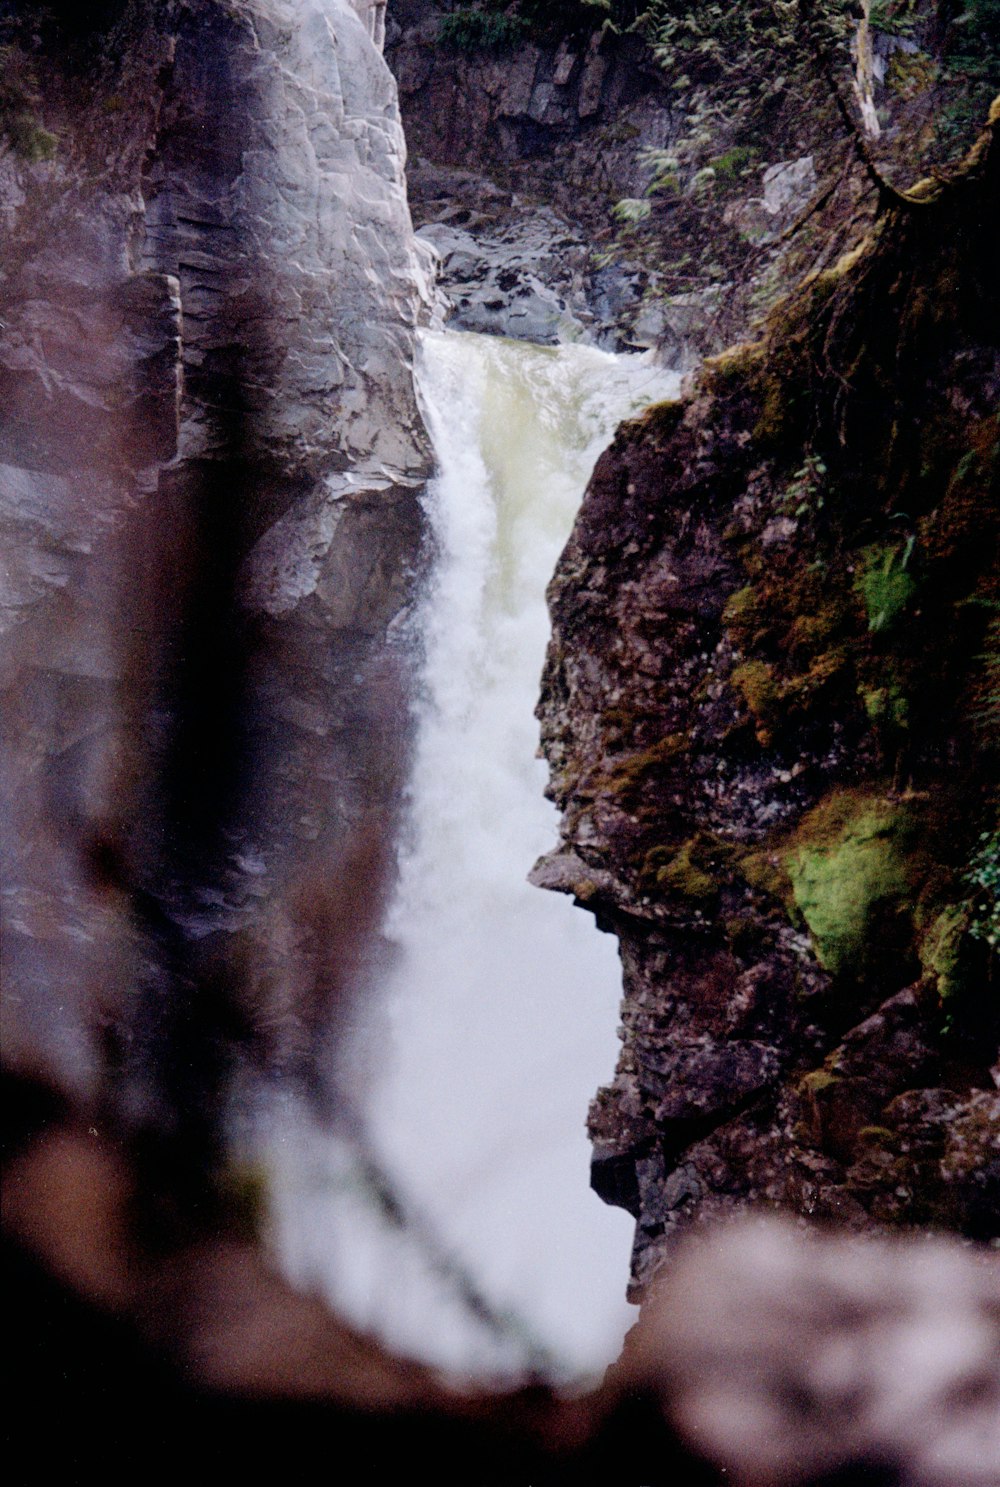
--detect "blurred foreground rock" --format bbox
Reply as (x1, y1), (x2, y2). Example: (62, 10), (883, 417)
(631, 1218), (1000, 1487)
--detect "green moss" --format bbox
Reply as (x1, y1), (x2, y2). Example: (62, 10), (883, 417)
(856, 1125), (898, 1147)
(703, 340), (765, 389)
(860, 680), (910, 730)
(438, 9), (528, 51)
(605, 732), (687, 802)
(740, 847), (793, 904)
(785, 790), (917, 978)
(708, 145), (759, 183)
(640, 398), (685, 438)
(725, 914), (767, 956)
(0, 46), (57, 161)
(887, 48), (937, 98)
(731, 659), (779, 739)
(856, 541), (918, 633)
(641, 832), (736, 900)
(722, 584), (762, 648)
(920, 903), (970, 1000)
(2, 113), (57, 159)
(782, 647), (849, 708)
(788, 604), (839, 652)
(658, 839), (717, 899)
(799, 1068), (841, 1097)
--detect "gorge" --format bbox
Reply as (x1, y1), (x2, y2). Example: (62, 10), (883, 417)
(2, 3), (998, 1483)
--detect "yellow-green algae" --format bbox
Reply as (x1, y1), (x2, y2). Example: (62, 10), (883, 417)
(785, 789), (917, 978)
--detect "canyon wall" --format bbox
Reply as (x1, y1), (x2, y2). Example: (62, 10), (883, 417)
(1, 0), (433, 1135)
(536, 100), (1000, 1296)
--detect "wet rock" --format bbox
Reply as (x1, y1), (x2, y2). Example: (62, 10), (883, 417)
(407, 158), (653, 348)
(1, 1), (432, 1112)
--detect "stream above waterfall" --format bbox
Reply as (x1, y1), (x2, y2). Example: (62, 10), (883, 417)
(268, 327), (680, 1382)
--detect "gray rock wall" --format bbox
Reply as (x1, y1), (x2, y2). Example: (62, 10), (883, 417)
(0, 0), (433, 1125)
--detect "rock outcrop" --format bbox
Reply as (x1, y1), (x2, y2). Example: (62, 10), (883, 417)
(388, 5), (670, 215)
(383, 4), (677, 349)
(1, 0), (433, 1135)
(536, 99), (1000, 1295)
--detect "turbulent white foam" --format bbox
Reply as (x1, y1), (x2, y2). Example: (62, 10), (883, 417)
(269, 328), (680, 1382)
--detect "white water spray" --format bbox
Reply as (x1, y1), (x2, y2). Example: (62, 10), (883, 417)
(270, 329), (680, 1381)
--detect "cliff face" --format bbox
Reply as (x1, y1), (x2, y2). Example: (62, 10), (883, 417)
(388, 2), (669, 217)
(1, 0), (432, 1127)
(535, 103), (1000, 1296)
(387, 4), (999, 361)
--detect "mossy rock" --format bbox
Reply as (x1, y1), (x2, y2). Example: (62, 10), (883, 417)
(782, 646), (850, 709)
(740, 847), (793, 905)
(731, 659), (780, 736)
(860, 679), (910, 731)
(787, 604), (840, 653)
(604, 732), (688, 803)
(642, 833), (733, 901)
(725, 913), (768, 957)
(656, 839), (718, 900)
(785, 789), (921, 979)
(920, 903), (970, 1001)
(856, 1124), (899, 1148)
(640, 398), (685, 439)
(703, 340), (765, 387)
(722, 583), (763, 648)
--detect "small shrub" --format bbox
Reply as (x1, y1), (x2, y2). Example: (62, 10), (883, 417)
(967, 830), (1000, 950)
(438, 8), (528, 52)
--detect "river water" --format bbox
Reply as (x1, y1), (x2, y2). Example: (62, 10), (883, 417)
(269, 328), (679, 1382)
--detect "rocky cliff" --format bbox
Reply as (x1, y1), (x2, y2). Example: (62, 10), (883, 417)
(1, 0), (433, 1144)
(535, 99), (1000, 1296)
(387, 3), (998, 359)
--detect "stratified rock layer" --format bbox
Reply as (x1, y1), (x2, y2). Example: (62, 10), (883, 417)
(0, 0), (432, 1125)
(536, 101), (1000, 1296)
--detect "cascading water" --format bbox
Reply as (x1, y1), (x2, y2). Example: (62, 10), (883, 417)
(270, 328), (680, 1381)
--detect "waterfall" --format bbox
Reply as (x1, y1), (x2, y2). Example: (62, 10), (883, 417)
(269, 328), (680, 1381)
